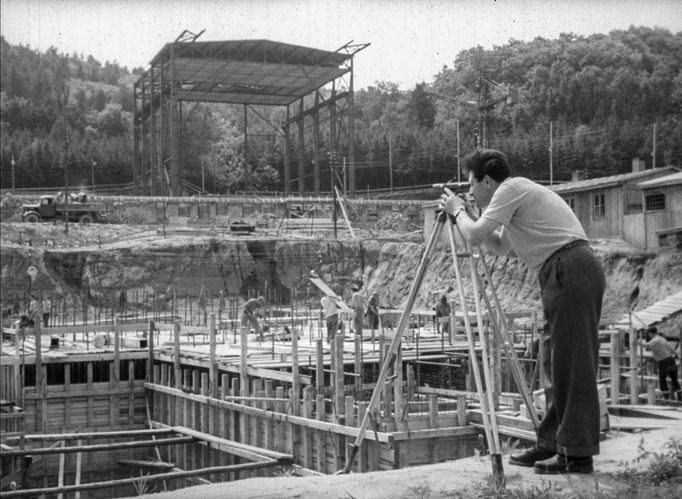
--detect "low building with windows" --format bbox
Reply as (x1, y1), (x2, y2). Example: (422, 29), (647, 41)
(550, 164), (680, 250)
(629, 171), (682, 250)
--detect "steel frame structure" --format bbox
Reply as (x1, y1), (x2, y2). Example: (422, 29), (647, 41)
(133, 31), (368, 196)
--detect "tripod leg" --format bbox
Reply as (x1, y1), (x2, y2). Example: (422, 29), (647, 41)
(454, 226), (503, 451)
(445, 219), (505, 488)
(341, 214), (446, 473)
(472, 250), (541, 430)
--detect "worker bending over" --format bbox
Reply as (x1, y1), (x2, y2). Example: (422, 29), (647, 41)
(241, 296), (265, 341)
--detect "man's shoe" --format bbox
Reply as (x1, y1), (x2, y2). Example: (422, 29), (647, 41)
(509, 447), (555, 467)
(534, 454), (593, 474)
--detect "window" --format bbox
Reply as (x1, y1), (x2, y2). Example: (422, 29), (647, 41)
(593, 193), (605, 219)
(565, 197), (576, 212)
(645, 193), (665, 211)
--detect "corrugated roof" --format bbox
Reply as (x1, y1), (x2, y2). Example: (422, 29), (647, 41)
(549, 166), (679, 195)
(637, 171), (682, 189)
(143, 39), (367, 107)
(615, 289), (682, 329)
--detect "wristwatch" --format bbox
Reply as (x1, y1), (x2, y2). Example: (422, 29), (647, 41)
(454, 207), (465, 223)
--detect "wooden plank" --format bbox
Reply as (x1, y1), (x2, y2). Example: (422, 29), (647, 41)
(315, 394), (327, 474)
(302, 387), (313, 470)
(2, 436), (196, 456)
(390, 426), (477, 441)
(171, 425), (292, 462)
(22, 383), (146, 400)
(292, 321), (300, 416)
(146, 383), (393, 443)
(57, 441), (65, 499)
(1, 460), (284, 498)
(153, 352), (313, 385)
(39, 323), (149, 336)
(240, 326), (248, 397)
(86, 363), (93, 428)
(118, 459), (175, 470)
(334, 334), (344, 422)
(274, 386), (285, 452)
(0, 351), (148, 366)
(74, 439), (82, 499)
(4, 428), (172, 442)
(264, 380), (274, 450)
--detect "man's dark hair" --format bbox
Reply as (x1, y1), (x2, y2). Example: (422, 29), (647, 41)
(462, 149), (511, 183)
(647, 326), (658, 336)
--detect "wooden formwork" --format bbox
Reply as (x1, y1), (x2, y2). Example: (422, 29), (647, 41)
(1, 321), (153, 496)
(2, 313), (533, 495)
(145, 370), (480, 474)
(144, 319), (486, 475)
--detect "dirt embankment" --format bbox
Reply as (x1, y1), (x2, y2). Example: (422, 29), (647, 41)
(1, 222), (680, 330)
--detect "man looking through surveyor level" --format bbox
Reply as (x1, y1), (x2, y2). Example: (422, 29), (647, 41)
(439, 148), (605, 475)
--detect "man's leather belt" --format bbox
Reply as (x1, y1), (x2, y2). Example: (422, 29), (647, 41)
(543, 239), (589, 270)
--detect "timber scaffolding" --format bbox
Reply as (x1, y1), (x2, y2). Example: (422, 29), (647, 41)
(1, 307), (677, 497)
(1, 306), (539, 497)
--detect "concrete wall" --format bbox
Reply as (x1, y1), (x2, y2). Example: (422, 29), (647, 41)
(100, 195), (425, 230)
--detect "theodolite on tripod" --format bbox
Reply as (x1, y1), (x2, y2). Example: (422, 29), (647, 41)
(341, 208), (539, 489)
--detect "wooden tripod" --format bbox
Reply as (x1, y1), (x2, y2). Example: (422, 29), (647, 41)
(341, 212), (539, 488)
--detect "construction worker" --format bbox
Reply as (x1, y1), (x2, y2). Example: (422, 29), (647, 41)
(321, 295), (340, 343)
(435, 294), (451, 335)
(28, 295), (39, 324)
(350, 284), (366, 338)
(365, 292), (380, 331)
(440, 148), (605, 474)
(218, 289), (227, 324)
(41, 296), (51, 328)
(639, 326), (681, 401)
(198, 285), (207, 326)
(241, 296), (265, 340)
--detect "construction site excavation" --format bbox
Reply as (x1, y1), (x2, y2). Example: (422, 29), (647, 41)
(2, 34), (682, 499)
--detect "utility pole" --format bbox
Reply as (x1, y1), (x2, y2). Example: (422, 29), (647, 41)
(201, 159), (205, 194)
(388, 133), (394, 192)
(327, 151), (338, 238)
(342, 157), (347, 197)
(64, 126), (70, 236)
(456, 119), (461, 182)
(549, 121), (554, 186)
(91, 156), (96, 191)
(651, 123), (656, 168)
(11, 152), (16, 190)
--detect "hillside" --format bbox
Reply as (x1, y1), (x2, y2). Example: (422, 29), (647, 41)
(1, 222), (680, 335)
(2, 27), (682, 194)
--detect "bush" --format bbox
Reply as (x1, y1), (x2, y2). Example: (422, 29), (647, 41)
(108, 203), (156, 224)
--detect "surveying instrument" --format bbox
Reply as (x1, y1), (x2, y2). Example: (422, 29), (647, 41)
(341, 192), (540, 488)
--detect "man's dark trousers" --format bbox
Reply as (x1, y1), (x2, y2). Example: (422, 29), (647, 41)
(537, 244), (605, 457)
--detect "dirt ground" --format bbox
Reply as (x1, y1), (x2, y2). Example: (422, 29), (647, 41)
(3, 222), (681, 498)
(135, 424), (682, 499)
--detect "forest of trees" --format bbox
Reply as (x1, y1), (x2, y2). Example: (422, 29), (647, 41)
(1, 25), (681, 193)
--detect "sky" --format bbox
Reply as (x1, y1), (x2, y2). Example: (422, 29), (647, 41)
(2, 0), (682, 90)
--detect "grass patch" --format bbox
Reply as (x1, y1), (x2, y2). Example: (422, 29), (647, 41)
(432, 437), (682, 498)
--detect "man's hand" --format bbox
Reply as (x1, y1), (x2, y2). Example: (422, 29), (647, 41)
(438, 187), (466, 217)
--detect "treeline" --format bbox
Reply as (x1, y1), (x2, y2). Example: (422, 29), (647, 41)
(0, 36), (138, 190)
(1, 26), (681, 193)
(354, 26), (682, 186)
